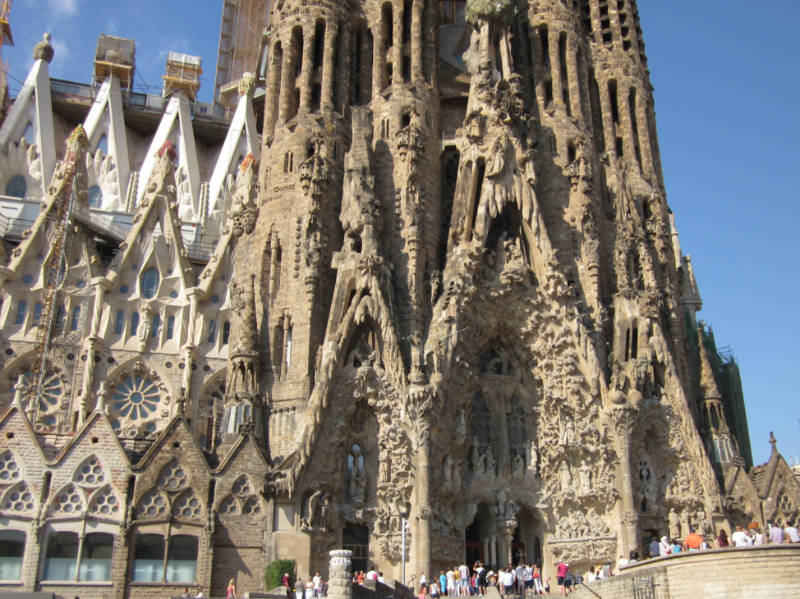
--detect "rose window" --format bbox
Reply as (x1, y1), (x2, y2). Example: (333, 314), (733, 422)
(242, 497), (262, 516)
(218, 496), (239, 515)
(73, 456), (106, 487)
(1, 483), (34, 512)
(0, 450), (21, 482)
(157, 460), (188, 491)
(135, 489), (168, 519)
(89, 486), (121, 516)
(51, 484), (84, 515)
(18, 371), (64, 424)
(171, 490), (202, 520)
(111, 375), (162, 421)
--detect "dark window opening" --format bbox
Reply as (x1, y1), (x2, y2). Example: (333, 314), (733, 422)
(383, 3), (393, 48)
(403, 0), (412, 44)
(608, 79), (619, 124)
(615, 137), (624, 157)
(311, 83), (322, 112)
(402, 55), (411, 82)
(471, 160), (486, 237)
(438, 147), (460, 271)
(0, 530), (25, 581)
(629, 87), (642, 167)
(559, 32), (571, 116)
(313, 20), (325, 71)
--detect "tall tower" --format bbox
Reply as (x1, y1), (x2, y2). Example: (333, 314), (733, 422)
(233, 0), (739, 580)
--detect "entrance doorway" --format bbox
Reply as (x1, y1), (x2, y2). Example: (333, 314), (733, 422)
(465, 519), (483, 565)
(464, 503), (496, 567)
(516, 507), (544, 568)
(343, 522), (369, 573)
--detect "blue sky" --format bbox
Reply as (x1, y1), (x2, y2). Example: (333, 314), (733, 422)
(4, 1), (798, 466)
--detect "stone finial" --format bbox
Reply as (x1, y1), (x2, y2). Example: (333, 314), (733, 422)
(238, 72), (256, 97)
(33, 33), (55, 64)
(769, 431), (777, 455)
(67, 124), (89, 152)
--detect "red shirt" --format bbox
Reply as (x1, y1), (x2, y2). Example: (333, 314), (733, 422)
(556, 563), (568, 577)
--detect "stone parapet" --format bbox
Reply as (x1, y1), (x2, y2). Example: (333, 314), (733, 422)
(571, 545), (800, 599)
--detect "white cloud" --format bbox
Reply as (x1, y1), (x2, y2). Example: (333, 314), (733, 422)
(46, 0), (80, 17)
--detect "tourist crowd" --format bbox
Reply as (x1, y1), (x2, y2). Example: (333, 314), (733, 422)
(630, 520), (799, 567)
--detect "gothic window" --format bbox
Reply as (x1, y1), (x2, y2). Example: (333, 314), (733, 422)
(73, 456), (106, 487)
(207, 319), (217, 344)
(0, 450), (21, 483)
(14, 300), (26, 325)
(32, 302), (42, 325)
(132, 533), (198, 582)
(130, 311), (140, 335)
(50, 483), (85, 516)
(778, 492), (794, 515)
(88, 185), (103, 208)
(171, 490), (202, 521)
(157, 460), (188, 491)
(42, 530), (113, 582)
(114, 310), (125, 335)
(1, 482), (34, 513)
(135, 489), (169, 520)
(4, 175), (26, 198)
(242, 496), (263, 515)
(88, 486), (121, 517)
(166, 535), (198, 583)
(218, 496), (239, 515)
(166, 315), (175, 340)
(231, 476), (253, 496)
(110, 375), (163, 422)
(70, 306), (81, 331)
(140, 268), (159, 299)
(222, 320), (230, 344)
(0, 530), (25, 581)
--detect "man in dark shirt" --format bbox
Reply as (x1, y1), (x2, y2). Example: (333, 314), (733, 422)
(628, 546), (640, 561)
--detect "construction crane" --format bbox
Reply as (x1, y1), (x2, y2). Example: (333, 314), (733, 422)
(25, 144), (80, 425)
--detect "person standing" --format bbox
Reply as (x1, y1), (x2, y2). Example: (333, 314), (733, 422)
(439, 571), (447, 596)
(555, 561), (568, 597)
(458, 562), (470, 597)
(533, 565), (543, 596)
(647, 535), (660, 558)
(731, 525), (752, 547)
(446, 568), (456, 596)
(227, 579), (237, 599)
(715, 529), (729, 548)
(769, 522), (785, 544)
(295, 577), (304, 599)
(784, 522), (800, 543)
(684, 529), (703, 551)
(313, 571), (323, 597)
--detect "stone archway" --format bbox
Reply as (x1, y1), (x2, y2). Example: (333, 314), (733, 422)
(516, 507), (545, 567)
(465, 502), (498, 568)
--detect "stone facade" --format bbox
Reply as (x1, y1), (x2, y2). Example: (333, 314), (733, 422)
(0, 2), (798, 598)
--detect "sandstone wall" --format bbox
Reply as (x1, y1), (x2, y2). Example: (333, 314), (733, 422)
(570, 545), (800, 599)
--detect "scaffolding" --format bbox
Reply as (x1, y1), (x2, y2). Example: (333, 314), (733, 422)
(93, 34), (135, 91)
(162, 51), (202, 101)
(26, 151), (79, 422)
(0, 0), (12, 47)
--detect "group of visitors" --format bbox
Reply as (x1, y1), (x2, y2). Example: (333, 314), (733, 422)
(638, 520), (799, 563)
(290, 571), (327, 599)
(418, 561), (551, 598)
(353, 567), (385, 585)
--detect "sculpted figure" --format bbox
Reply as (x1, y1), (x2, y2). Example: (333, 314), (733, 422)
(349, 445), (367, 506)
(579, 460), (592, 495)
(560, 461), (572, 491)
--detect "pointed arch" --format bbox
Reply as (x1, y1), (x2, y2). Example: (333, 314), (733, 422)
(218, 495), (239, 516)
(49, 483), (87, 517)
(230, 474), (254, 497)
(157, 459), (189, 491)
(87, 484), (122, 518)
(135, 487), (170, 520)
(0, 449), (23, 483)
(72, 454), (108, 488)
(171, 489), (204, 521)
(1, 481), (36, 514)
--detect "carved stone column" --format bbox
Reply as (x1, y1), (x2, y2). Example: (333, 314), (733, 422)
(299, 24), (315, 113)
(327, 549), (353, 599)
(611, 404), (639, 556)
(409, 384), (434, 584)
(500, 518), (517, 567)
(411, 0), (424, 83)
(321, 21), (338, 112)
